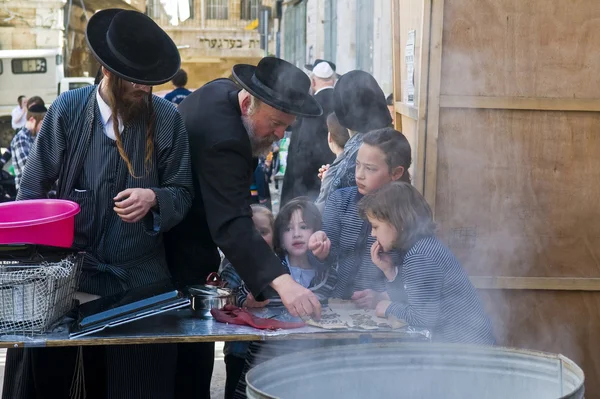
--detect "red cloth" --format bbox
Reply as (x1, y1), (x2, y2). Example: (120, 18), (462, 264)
(211, 305), (305, 330)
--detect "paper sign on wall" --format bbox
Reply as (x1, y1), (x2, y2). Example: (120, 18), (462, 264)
(404, 30), (416, 105)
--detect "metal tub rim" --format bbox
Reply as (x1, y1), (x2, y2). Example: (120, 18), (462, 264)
(246, 343), (585, 399)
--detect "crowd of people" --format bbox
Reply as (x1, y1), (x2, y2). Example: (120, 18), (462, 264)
(2, 8), (495, 399)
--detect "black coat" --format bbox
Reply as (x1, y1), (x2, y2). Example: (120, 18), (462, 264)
(280, 87), (336, 205)
(164, 79), (287, 297)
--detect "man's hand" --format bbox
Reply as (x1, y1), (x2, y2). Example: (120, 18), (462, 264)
(243, 293), (270, 308)
(351, 289), (386, 309)
(271, 274), (322, 320)
(375, 300), (392, 318)
(308, 231), (331, 261)
(113, 188), (157, 223)
(317, 164), (330, 181)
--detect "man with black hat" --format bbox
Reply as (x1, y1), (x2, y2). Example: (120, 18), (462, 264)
(280, 60), (337, 205)
(315, 70), (393, 207)
(164, 57), (324, 397)
(3, 9), (193, 399)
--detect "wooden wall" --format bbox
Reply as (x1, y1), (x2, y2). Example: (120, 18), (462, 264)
(392, 0), (600, 396)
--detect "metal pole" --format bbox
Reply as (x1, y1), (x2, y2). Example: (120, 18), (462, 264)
(263, 8), (269, 57)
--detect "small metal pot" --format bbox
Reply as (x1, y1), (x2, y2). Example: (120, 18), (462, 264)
(188, 285), (234, 319)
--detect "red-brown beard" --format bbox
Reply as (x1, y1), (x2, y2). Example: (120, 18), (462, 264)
(114, 86), (151, 124)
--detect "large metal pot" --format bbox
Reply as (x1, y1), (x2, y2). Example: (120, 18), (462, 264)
(246, 343), (584, 399)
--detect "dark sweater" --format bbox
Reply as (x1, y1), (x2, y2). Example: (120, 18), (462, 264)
(164, 79), (287, 297)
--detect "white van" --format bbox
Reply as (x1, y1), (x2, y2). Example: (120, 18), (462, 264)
(0, 48), (94, 145)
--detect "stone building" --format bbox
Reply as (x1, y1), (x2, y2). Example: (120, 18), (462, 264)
(148, 0), (278, 92)
(0, 0), (144, 76)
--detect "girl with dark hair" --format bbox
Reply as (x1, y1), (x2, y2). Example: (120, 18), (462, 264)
(309, 127), (411, 308)
(231, 198), (337, 398)
(358, 182), (495, 344)
(237, 198), (336, 304)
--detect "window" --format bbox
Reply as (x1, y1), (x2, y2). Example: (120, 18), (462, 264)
(241, 0), (260, 20)
(12, 58), (47, 74)
(206, 0), (228, 20)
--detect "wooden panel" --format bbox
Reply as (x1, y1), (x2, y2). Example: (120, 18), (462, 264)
(441, 0), (600, 98)
(471, 277), (600, 291)
(440, 95), (600, 112)
(479, 290), (600, 398)
(434, 108), (600, 277)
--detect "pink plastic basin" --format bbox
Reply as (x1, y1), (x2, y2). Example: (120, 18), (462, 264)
(0, 199), (80, 248)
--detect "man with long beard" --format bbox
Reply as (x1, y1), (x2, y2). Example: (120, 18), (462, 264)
(2, 9), (193, 399)
(164, 57), (324, 397)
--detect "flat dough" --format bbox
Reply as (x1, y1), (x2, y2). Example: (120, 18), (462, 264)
(308, 299), (406, 331)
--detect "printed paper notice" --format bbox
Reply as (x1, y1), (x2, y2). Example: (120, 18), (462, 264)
(404, 30), (416, 105)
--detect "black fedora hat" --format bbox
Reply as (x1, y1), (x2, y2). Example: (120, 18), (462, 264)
(333, 70), (392, 133)
(86, 9), (181, 86)
(305, 59), (337, 72)
(232, 57), (323, 117)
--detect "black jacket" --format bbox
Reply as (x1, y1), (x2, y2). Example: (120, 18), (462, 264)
(164, 79), (287, 296)
(280, 87), (336, 205)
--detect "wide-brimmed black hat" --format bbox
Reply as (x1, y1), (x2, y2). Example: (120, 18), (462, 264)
(232, 57), (323, 117)
(305, 59), (336, 72)
(333, 70), (392, 132)
(86, 9), (181, 86)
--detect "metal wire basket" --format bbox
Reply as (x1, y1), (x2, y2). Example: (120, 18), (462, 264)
(0, 252), (83, 335)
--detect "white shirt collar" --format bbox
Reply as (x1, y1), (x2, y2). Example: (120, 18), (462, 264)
(314, 86), (334, 96)
(96, 82), (124, 135)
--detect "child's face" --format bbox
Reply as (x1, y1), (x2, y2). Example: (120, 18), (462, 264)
(355, 144), (403, 195)
(368, 214), (398, 252)
(253, 212), (274, 249)
(281, 209), (314, 258)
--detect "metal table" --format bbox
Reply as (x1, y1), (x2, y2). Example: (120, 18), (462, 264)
(0, 309), (430, 349)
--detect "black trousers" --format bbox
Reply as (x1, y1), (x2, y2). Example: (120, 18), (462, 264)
(224, 355), (246, 399)
(3, 344), (177, 399)
(174, 342), (215, 399)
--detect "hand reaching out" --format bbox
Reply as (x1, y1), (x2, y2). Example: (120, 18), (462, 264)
(351, 289), (386, 309)
(308, 231), (331, 261)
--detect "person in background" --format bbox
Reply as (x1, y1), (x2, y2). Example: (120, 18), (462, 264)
(310, 128), (411, 309)
(280, 60), (337, 205)
(219, 204), (273, 399)
(11, 95), (27, 131)
(164, 69), (192, 105)
(250, 156), (272, 210)
(359, 181), (496, 344)
(386, 93), (395, 122)
(315, 112), (350, 212)
(316, 70), (392, 207)
(10, 103), (47, 191)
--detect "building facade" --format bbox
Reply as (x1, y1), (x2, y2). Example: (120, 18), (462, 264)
(147, 0), (278, 92)
(282, 0), (393, 95)
(0, 0), (143, 76)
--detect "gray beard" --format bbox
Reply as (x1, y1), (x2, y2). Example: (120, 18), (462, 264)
(242, 115), (277, 157)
